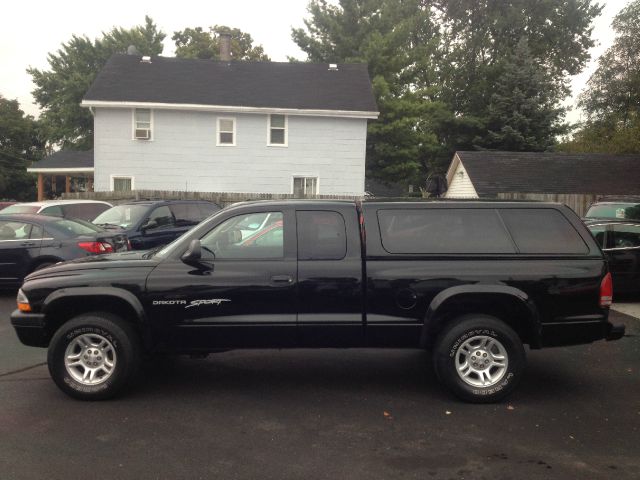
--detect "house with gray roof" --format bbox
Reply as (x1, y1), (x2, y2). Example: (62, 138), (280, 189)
(445, 151), (640, 215)
(82, 50), (376, 196)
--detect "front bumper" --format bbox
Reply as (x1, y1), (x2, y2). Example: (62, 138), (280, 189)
(10, 309), (48, 347)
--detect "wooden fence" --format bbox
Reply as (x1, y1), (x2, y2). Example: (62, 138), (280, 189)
(61, 190), (362, 207)
(496, 192), (599, 216)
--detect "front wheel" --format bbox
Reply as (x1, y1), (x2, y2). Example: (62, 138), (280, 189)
(47, 312), (140, 400)
(432, 315), (526, 403)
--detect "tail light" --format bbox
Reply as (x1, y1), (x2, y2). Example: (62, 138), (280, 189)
(78, 241), (114, 254)
(600, 272), (613, 307)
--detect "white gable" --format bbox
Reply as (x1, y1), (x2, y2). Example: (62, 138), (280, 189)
(445, 157), (478, 198)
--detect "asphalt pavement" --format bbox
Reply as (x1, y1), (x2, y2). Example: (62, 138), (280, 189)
(1, 291), (639, 480)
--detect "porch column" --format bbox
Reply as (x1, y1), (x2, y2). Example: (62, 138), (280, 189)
(87, 177), (94, 192)
(65, 175), (71, 194)
(37, 174), (44, 201)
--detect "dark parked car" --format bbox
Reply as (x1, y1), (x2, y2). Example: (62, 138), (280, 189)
(0, 214), (128, 287)
(586, 219), (640, 293)
(11, 200), (623, 402)
(1, 200), (113, 222)
(92, 200), (220, 250)
(585, 198), (640, 221)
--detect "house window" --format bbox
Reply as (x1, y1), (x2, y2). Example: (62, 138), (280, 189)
(268, 114), (287, 146)
(111, 176), (134, 192)
(134, 109), (152, 140)
(217, 118), (236, 146)
(293, 176), (318, 197)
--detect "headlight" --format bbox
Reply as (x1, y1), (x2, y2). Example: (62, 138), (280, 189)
(17, 289), (31, 312)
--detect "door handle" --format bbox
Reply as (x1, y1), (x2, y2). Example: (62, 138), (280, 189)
(271, 275), (293, 283)
(21, 241), (36, 247)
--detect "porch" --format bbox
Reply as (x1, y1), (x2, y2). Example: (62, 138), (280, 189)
(27, 150), (94, 201)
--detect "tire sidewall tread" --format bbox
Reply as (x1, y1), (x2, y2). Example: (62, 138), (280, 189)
(47, 312), (140, 400)
(433, 314), (526, 403)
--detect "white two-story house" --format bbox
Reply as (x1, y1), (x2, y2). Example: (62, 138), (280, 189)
(77, 52), (378, 196)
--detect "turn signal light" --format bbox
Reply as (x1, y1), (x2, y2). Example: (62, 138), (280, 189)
(18, 303), (31, 312)
(78, 242), (114, 254)
(600, 272), (613, 308)
(17, 289), (31, 312)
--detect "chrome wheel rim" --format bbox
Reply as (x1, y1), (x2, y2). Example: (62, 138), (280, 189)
(455, 335), (508, 388)
(64, 333), (116, 385)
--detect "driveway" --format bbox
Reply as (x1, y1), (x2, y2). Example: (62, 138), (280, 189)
(1, 292), (639, 479)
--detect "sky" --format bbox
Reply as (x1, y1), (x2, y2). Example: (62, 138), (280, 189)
(0, 0), (631, 124)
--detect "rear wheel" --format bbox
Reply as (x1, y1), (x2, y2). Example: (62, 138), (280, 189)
(432, 315), (526, 403)
(47, 312), (140, 400)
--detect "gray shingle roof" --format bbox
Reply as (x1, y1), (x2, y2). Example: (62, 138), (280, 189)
(28, 150), (93, 170)
(83, 55), (378, 114)
(456, 151), (640, 196)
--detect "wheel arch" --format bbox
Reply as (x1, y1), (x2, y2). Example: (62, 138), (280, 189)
(42, 287), (150, 347)
(421, 285), (541, 349)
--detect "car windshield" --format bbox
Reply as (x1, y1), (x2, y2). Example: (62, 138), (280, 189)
(93, 204), (149, 228)
(586, 203), (640, 220)
(49, 218), (102, 236)
(0, 205), (40, 214)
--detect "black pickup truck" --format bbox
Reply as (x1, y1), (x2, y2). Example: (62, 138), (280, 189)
(11, 200), (625, 402)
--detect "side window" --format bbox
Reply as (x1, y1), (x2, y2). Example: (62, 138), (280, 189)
(112, 176), (133, 192)
(588, 224), (607, 249)
(610, 224), (640, 249)
(30, 224), (44, 239)
(217, 118), (236, 146)
(293, 177), (318, 196)
(170, 203), (203, 226)
(40, 205), (63, 217)
(500, 209), (588, 254)
(0, 221), (32, 240)
(378, 209), (515, 254)
(268, 114), (287, 145)
(146, 206), (175, 230)
(297, 211), (347, 260)
(134, 108), (152, 140)
(200, 211), (284, 259)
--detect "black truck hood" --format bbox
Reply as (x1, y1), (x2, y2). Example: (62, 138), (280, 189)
(24, 250), (160, 281)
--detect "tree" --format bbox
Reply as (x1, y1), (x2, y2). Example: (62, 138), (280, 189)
(579, 0), (640, 125)
(293, 0), (445, 184)
(173, 26), (270, 61)
(0, 96), (44, 200)
(475, 39), (567, 151)
(293, 0), (602, 184)
(28, 16), (165, 150)
(561, 0), (640, 154)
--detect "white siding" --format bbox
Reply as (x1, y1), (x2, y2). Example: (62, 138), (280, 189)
(93, 108), (367, 195)
(444, 160), (478, 198)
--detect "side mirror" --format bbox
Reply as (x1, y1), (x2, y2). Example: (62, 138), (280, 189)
(181, 239), (203, 266)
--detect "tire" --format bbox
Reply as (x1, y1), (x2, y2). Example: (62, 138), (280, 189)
(47, 312), (140, 400)
(432, 314), (526, 403)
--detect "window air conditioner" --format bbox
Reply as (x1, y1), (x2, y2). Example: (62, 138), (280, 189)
(135, 129), (150, 140)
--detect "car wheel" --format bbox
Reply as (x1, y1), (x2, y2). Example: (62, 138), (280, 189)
(432, 314), (526, 403)
(47, 312), (140, 400)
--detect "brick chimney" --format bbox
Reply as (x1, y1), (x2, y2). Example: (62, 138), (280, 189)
(219, 33), (231, 61)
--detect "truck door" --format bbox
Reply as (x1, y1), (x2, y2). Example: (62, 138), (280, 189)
(146, 207), (298, 349)
(295, 206), (364, 347)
